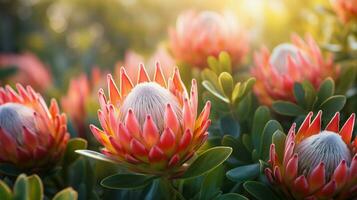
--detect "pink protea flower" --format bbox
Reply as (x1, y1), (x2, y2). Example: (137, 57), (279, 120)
(115, 47), (175, 81)
(90, 64), (211, 176)
(0, 84), (69, 171)
(266, 111), (357, 199)
(252, 34), (338, 106)
(331, 0), (357, 23)
(169, 10), (249, 68)
(0, 53), (52, 92)
(61, 67), (104, 138)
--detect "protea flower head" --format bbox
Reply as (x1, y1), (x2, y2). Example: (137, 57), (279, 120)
(0, 53), (52, 92)
(266, 111), (357, 199)
(252, 34), (338, 106)
(62, 67), (104, 138)
(0, 84), (69, 171)
(330, 0), (357, 23)
(90, 64), (211, 176)
(169, 10), (249, 68)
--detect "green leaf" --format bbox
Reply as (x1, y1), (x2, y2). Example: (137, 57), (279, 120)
(181, 147), (232, 179)
(207, 56), (220, 74)
(218, 51), (232, 73)
(251, 106), (271, 150)
(220, 115), (239, 137)
(64, 138), (88, 165)
(293, 83), (306, 107)
(272, 101), (306, 116)
(0, 181), (12, 200)
(226, 163), (260, 182)
(0, 163), (22, 176)
(336, 65), (356, 94)
(222, 135), (251, 162)
(53, 188), (78, 200)
(202, 69), (219, 89)
(27, 175), (43, 200)
(101, 173), (156, 189)
(317, 78), (335, 104)
(13, 174), (28, 200)
(243, 181), (279, 200)
(202, 80), (230, 103)
(302, 80), (317, 108)
(218, 72), (234, 97)
(216, 193), (249, 200)
(318, 95), (346, 116)
(75, 150), (117, 163)
(272, 130), (286, 161)
(259, 120), (283, 160)
(238, 78), (256, 100)
(199, 165), (224, 200)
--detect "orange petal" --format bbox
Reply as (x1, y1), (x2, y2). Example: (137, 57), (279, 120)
(304, 111), (322, 140)
(142, 115), (160, 148)
(325, 112), (340, 133)
(125, 109), (142, 140)
(339, 113), (355, 144)
(164, 104), (180, 135)
(154, 62), (166, 87)
(158, 128), (176, 156)
(308, 162), (325, 192)
(137, 64), (150, 84)
(120, 67), (134, 97)
(331, 160), (348, 189)
(296, 112), (313, 142)
(107, 74), (121, 106)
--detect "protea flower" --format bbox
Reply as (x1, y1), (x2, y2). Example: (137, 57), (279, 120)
(115, 47), (175, 81)
(252, 34), (338, 106)
(266, 111), (357, 199)
(0, 53), (52, 92)
(330, 0), (357, 23)
(0, 84), (69, 171)
(169, 10), (249, 68)
(61, 67), (104, 138)
(89, 64), (211, 176)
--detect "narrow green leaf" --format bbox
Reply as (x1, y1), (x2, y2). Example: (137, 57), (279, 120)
(101, 173), (156, 189)
(293, 83), (306, 108)
(27, 175), (43, 200)
(216, 193), (249, 200)
(302, 80), (317, 108)
(226, 163), (260, 182)
(218, 51), (232, 73)
(318, 95), (346, 115)
(0, 181), (12, 200)
(222, 135), (251, 162)
(336, 65), (356, 94)
(207, 56), (220, 74)
(202, 80), (230, 103)
(238, 78), (256, 100)
(201, 69), (219, 89)
(259, 120), (283, 160)
(243, 181), (279, 200)
(64, 138), (88, 165)
(181, 147), (232, 179)
(218, 72), (234, 97)
(272, 101), (307, 116)
(272, 130), (286, 161)
(199, 165), (224, 200)
(53, 188), (78, 200)
(13, 174), (28, 200)
(251, 106), (271, 150)
(75, 150), (117, 163)
(315, 78), (335, 109)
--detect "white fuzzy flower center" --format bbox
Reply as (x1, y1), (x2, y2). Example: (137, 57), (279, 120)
(295, 131), (351, 179)
(269, 43), (303, 74)
(120, 82), (182, 131)
(0, 103), (36, 143)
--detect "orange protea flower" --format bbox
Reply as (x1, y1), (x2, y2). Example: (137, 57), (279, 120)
(266, 111), (357, 199)
(61, 67), (104, 138)
(331, 0), (357, 23)
(0, 84), (69, 171)
(0, 53), (52, 92)
(252, 34), (338, 106)
(90, 64), (211, 176)
(169, 10), (249, 69)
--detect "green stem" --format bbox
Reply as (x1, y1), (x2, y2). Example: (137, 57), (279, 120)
(160, 178), (186, 200)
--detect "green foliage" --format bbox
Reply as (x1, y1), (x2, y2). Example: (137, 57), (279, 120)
(202, 52), (256, 118)
(243, 181), (279, 200)
(101, 174), (157, 189)
(0, 174), (77, 200)
(272, 78), (346, 118)
(0, 67), (18, 80)
(181, 147), (232, 179)
(63, 138), (88, 166)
